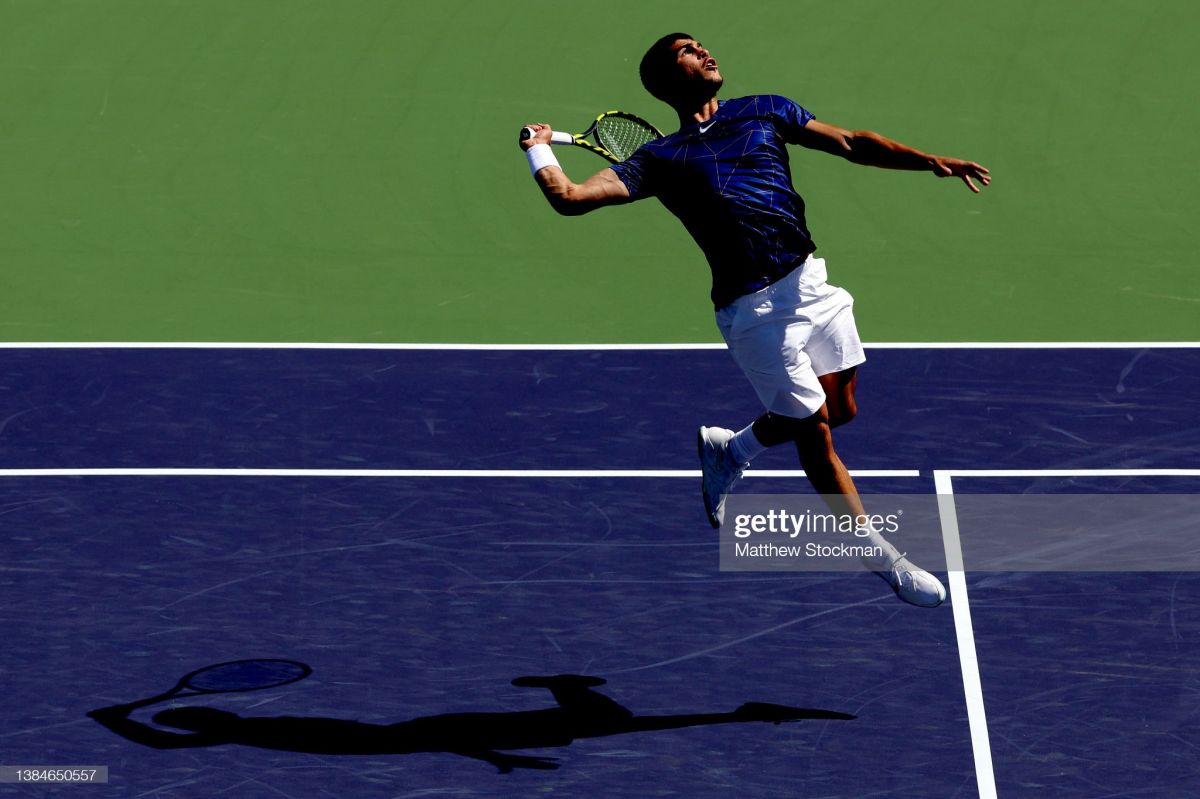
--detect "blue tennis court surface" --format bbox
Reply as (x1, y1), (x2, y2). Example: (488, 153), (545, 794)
(2, 345), (1198, 797)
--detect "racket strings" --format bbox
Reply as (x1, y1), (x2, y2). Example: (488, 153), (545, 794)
(595, 116), (658, 162)
(184, 659), (310, 693)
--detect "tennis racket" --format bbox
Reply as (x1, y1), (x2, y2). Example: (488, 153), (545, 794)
(137, 659), (313, 707)
(87, 659), (314, 725)
(520, 111), (662, 163)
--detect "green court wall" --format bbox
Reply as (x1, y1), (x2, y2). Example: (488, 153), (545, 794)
(2, 0), (1195, 342)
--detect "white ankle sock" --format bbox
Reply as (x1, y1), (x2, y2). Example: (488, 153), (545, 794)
(859, 522), (902, 568)
(728, 424), (767, 465)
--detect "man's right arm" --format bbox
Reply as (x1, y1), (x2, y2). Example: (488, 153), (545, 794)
(520, 124), (632, 216)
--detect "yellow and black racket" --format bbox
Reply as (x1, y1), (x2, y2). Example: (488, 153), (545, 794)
(520, 111), (662, 163)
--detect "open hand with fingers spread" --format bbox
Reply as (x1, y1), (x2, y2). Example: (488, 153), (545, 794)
(931, 157), (991, 193)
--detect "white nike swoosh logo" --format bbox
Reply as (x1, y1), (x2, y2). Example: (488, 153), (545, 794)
(699, 121), (715, 133)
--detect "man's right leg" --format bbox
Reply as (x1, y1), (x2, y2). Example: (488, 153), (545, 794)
(752, 407), (864, 518)
(699, 407), (858, 528)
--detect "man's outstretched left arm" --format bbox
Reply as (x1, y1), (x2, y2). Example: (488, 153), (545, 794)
(795, 119), (990, 193)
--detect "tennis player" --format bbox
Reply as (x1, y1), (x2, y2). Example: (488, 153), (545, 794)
(520, 34), (989, 607)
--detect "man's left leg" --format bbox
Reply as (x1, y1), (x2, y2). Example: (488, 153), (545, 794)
(745, 390), (946, 608)
(817, 366), (857, 429)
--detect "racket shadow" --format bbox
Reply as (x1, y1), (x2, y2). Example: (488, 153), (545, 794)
(87, 672), (853, 773)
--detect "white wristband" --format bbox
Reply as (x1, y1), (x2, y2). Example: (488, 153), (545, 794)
(525, 143), (560, 176)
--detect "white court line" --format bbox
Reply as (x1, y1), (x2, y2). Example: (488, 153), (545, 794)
(862, 342), (1199, 349)
(0, 342), (730, 350)
(933, 467), (1200, 799)
(940, 469), (1200, 478)
(0, 468), (919, 478)
(0, 342), (1196, 350)
(934, 471), (998, 799)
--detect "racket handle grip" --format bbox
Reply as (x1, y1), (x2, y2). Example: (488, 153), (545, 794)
(519, 127), (573, 145)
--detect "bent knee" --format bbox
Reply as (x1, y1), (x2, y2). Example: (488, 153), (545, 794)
(828, 403), (857, 428)
(789, 415), (835, 449)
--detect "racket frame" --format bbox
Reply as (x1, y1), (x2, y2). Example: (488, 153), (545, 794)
(164, 658), (313, 700)
(524, 111), (662, 163)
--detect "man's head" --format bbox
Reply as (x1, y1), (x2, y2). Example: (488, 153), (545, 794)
(639, 33), (723, 107)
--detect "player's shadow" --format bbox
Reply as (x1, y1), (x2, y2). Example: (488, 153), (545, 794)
(88, 673), (854, 773)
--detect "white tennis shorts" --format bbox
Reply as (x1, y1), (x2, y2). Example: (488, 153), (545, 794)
(715, 255), (865, 418)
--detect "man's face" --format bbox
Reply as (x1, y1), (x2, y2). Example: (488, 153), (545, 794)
(669, 38), (723, 95)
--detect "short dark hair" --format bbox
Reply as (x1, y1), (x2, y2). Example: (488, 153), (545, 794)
(639, 32), (694, 102)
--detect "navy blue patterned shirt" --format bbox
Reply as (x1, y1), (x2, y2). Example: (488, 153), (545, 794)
(609, 95), (817, 308)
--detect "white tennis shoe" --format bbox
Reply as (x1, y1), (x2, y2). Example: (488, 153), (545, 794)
(882, 556), (947, 608)
(698, 426), (746, 528)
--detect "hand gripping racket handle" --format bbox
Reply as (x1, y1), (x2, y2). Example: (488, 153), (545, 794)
(520, 127), (575, 145)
